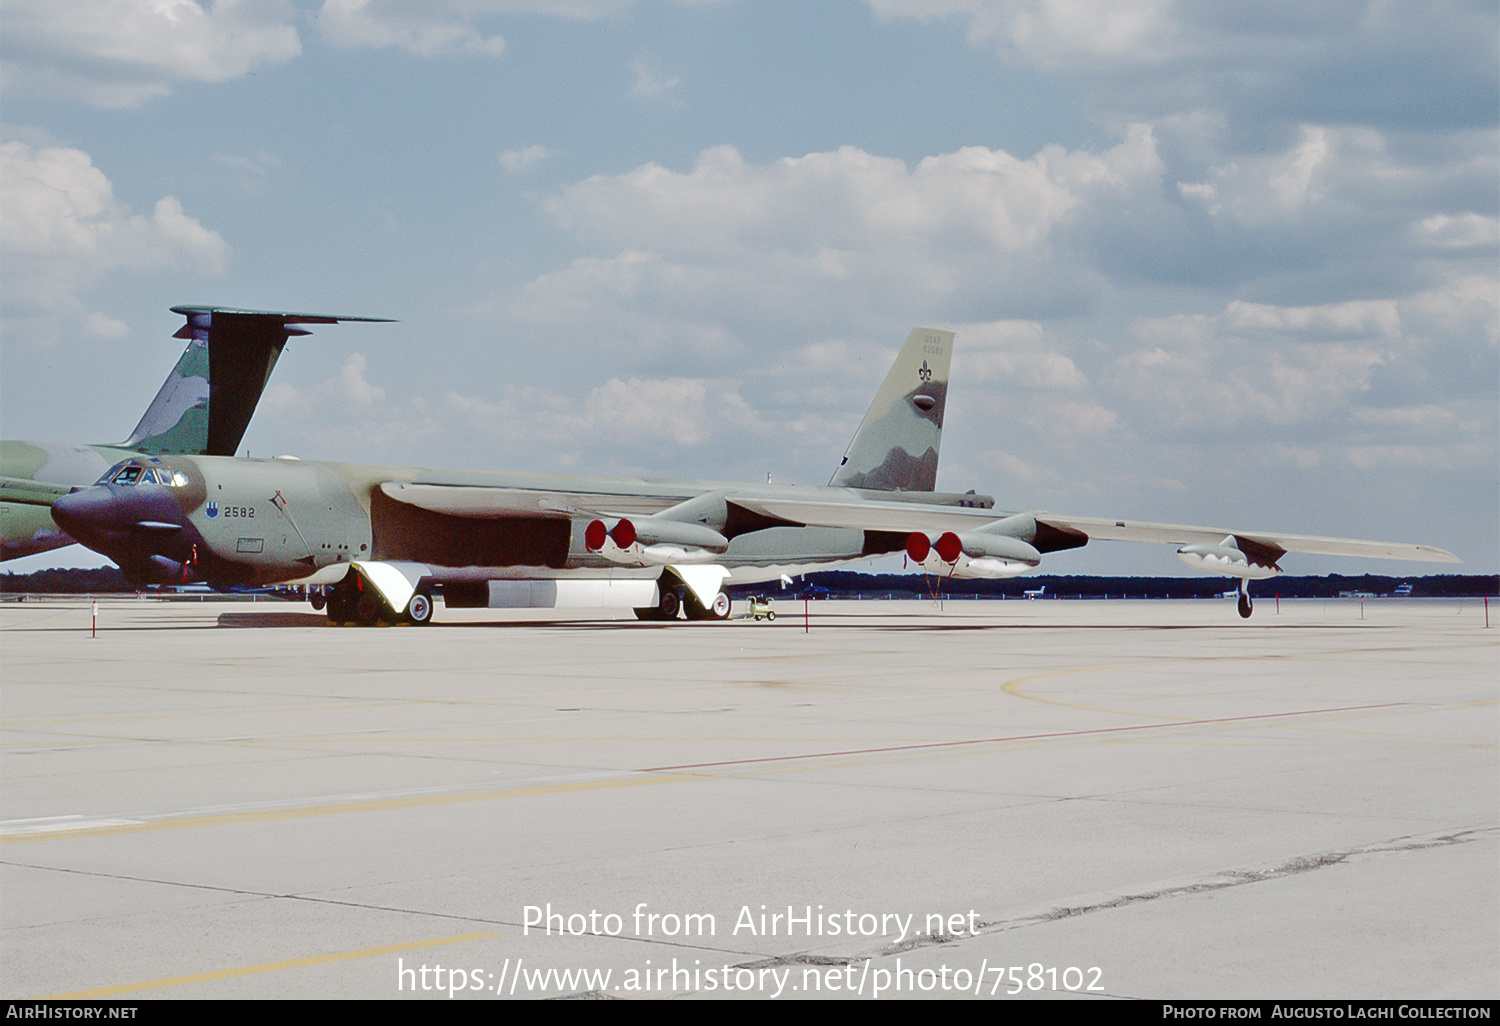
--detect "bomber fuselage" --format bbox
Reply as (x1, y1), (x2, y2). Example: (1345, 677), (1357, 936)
(50, 453), (995, 588)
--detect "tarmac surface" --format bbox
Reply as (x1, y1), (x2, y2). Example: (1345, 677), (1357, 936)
(1, 595), (1495, 1000)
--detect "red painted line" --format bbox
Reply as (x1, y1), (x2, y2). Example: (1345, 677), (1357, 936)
(637, 702), (1409, 773)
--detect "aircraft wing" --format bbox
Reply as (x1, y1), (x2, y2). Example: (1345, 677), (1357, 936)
(0, 475), (76, 507)
(1029, 513), (1461, 564)
(378, 482), (685, 520)
(728, 496), (1461, 564)
(727, 496), (1002, 533)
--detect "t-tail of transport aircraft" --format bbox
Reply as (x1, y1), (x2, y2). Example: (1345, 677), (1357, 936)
(50, 325), (1460, 623)
(1, 307), (391, 560)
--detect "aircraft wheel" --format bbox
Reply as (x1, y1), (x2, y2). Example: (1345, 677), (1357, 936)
(659, 589), (682, 620)
(309, 589), (326, 611)
(355, 591), (384, 625)
(1238, 592), (1253, 618)
(404, 589), (433, 625)
(326, 589), (350, 625)
(710, 591), (731, 620)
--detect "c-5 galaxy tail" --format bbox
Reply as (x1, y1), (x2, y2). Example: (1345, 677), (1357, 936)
(829, 326), (953, 492)
(1, 306), (391, 561)
(122, 307), (395, 457)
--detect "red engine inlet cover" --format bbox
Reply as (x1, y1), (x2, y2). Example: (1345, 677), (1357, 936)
(610, 519), (637, 549)
(905, 532), (931, 562)
(934, 532), (963, 564)
(584, 520), (608, 552)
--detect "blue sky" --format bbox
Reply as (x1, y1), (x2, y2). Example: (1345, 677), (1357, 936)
(4, 0), (1496, 575)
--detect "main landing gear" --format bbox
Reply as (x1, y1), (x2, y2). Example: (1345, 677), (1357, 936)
(634, 583), (731, 621)
(1237, 579), (1254, 619)
(322, 580), (433, 626)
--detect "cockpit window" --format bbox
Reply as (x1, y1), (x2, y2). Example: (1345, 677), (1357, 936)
(97, 461), (185, 486)
(97, 461), (130, 485)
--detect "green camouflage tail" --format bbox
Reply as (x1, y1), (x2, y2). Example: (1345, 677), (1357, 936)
(829, 327), (953, 491)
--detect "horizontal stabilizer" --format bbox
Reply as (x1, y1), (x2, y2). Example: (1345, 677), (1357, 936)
(168, 306), (396, 328)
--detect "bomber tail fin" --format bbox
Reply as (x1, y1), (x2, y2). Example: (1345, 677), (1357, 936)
(829, 326), (953, 491)
(121, 307), (393, 456)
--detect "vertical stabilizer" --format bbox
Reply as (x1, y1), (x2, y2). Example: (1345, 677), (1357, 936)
(829, 327), (953, 491)
(119, 330), (212, 455)
(121, 307), (393, 456)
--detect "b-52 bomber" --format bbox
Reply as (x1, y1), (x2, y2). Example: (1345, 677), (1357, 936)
(2, 306), (387, 560)
(51, 325), (1460, 624)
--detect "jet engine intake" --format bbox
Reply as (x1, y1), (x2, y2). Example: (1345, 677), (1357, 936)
(585, 517), (729, 566)
(906, 530), (1040, 579)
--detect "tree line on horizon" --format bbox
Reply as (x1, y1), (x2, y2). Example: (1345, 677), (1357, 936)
(4, 566), (1495, 599)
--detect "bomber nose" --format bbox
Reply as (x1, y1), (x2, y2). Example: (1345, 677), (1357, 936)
(50, 485), (128, 540)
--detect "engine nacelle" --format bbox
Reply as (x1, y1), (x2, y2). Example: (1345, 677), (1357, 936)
(906, 530), (1041, 579)
(585, 517), (729, 567)
(1176, 542), (1281, 580)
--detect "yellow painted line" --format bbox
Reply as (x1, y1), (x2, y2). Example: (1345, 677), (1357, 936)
(0, 735), (957, 749)
(0, 682), (730, 727)
(1, 773), (700, 844)
(41, 930), (499, 999)
(1275, 724), (1498, 744)
(1001, 662), (1183, 719)
(1096, 739), (1497, 752)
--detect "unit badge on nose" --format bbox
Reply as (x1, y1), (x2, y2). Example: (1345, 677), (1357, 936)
(205, 501), (219, 519)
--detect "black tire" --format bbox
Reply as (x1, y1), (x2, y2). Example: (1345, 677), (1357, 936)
(326, 589), (350, 625)
(1238, 592), (1253, 618)
(309, 590), (326, 611)
(766, 610), (776, 621)
(355, 591), (383, 625)
(659, 589), (682, 620)
(405, 589), (433, 625)
(634, 606), (662, 621)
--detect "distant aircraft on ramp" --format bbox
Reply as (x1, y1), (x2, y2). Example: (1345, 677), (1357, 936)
(50, 324), (1459, 623)
(1, 307), (390, 561)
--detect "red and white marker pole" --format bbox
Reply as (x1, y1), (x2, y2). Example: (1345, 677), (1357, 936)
(91, 600), (97, 639)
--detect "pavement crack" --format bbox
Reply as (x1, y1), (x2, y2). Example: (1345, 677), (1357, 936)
(974, 824), (1498, 933)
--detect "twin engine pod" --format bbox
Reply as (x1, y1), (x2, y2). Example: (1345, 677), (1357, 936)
(906, 531), (1041, 579)
(1176, 539), (1281, 580)
(585, 517), (729, 566)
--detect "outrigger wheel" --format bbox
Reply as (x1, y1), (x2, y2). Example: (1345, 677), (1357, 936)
(684, 588), (732, 621)
(1238, 581), (1253, 619)
(404, 589), (433, 625)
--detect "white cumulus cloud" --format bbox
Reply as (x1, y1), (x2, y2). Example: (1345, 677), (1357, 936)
(1, 140), (229, 347)
(1, 0), (302, 107)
